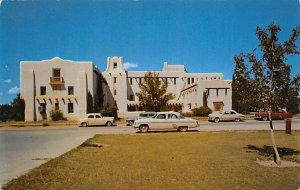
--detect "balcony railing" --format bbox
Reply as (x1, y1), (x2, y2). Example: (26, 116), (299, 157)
(50, 77), (65, 85)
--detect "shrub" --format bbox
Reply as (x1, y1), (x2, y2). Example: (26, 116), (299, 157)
(192, 106), (212, 117)
(49, 109), (64, 121)
(182, 112), (193, 117)
(100, 104), (118, 119)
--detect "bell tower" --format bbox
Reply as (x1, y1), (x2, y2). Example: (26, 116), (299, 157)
(102, 56), (127, 118)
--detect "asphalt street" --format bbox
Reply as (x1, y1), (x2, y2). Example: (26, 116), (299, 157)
(0, 119), (299, 186)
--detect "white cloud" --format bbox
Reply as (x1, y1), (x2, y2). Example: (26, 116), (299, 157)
(8, 86), (20, 94)
(124, 62), (138, 70)
(3, 79), (11, 83)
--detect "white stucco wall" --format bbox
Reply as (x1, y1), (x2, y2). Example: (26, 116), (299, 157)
(20, 57), (103, 121)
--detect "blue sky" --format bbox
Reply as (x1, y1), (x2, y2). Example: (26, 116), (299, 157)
(0, 0), (299, 104)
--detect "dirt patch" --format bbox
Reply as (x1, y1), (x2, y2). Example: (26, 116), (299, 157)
(32, 158), (51, 161)
(256, 158), (300, 168)
(80, 142), (109, 148)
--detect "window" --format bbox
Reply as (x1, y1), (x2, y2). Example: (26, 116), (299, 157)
(168, 114), (178, 119)
(114, 89), (117, 95)
(187, 78), (190, 85)
(157, 114), (166, 119)
(225, 89), (228, 96)
(216, 89), (219, 96)
(114, 77), (117, 83)
(174, 78), (176, 85)
(68, 86), (74, 95)
(68, 103), (74, 113)
(129, 94), (134, 101)
(40, 103), (46, 114)
(55, 103), (59, 111)
(40, 86), (46, 95)
(191, 78), (194, 83)
(139, 78), (142, 84)
(130, 78), (133, 85)
(113, 62), (117, 69)
(53, 68), (61, 77)
(88, 115), (94, 118)
(95, 115), (101, 118)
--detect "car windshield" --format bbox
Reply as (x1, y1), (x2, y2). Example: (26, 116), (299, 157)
(139, 113), (147, 117)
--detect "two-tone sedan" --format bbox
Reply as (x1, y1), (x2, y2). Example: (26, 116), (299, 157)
(208, 110), (244, 123)
(132, 111), (199, 133)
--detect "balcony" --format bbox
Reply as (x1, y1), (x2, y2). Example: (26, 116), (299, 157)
(50, 77), (65, 86)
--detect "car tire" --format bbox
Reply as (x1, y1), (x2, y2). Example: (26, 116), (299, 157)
(263, 117), (268, 121)
(235, 118), (241, 122)
(81, 122), (88, 127)
(214, 118), (220, 123)
(178, 126), (188, 132)
(139, 125), (149, 133)
(106, 121), (112, 127)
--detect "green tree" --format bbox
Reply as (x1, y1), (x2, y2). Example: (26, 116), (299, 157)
(232, 54), (252, 113)
(0, 104), (12, 122)
(136, 72), (175, 111)
(233, 24), (300, 165)
(11, 93), (25, 121)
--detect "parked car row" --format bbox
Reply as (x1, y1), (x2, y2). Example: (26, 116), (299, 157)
(78, 110), (293, 129)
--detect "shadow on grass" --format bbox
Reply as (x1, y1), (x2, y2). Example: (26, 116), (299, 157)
(245, 145), (300, 156)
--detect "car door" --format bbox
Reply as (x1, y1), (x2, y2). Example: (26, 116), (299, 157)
(222, 111), (231, 121)
(151, 114), (167, 130)
(87, 115), (95, 125)
(95, 114), (105, 125)
(168, 113), (180, 129)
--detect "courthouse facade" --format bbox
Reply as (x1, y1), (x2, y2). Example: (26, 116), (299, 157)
(21, 56), (232, 121)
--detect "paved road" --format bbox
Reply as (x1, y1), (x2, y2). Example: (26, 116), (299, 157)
(0, 126), (134, 186)
(0, 119), (299, 186)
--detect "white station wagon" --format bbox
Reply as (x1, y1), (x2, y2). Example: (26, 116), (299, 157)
(132, 111), (199, 133)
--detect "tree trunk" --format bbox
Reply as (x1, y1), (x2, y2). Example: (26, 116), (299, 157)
(268, 110), (281, 165)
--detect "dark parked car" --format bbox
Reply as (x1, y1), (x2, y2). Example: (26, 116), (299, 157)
(254, 110), (293, 121)
(126, 112), (157, 126)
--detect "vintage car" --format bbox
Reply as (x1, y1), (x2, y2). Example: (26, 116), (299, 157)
(126, 111), (157, 126)
(79, 113), (115, 127)
(254, 110), (293, 121)
(132, 111), (199, 133)
(208, 110), (245, 123)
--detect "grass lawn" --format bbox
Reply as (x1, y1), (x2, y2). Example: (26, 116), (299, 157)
(4, 131), (300, 190)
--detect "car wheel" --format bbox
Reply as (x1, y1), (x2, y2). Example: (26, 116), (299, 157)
(139, 125), (149, 133)
(128, 120), (134, 126)
(81, 122), (88, 127)
(106, 121), (112, 127)
(263, 117), (268, 121)
(235, 118), (241, 122)
(214, 118), (220, 123)
(178, 126), (188, 132)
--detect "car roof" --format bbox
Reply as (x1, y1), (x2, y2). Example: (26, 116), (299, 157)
(156, 111), (180, 114)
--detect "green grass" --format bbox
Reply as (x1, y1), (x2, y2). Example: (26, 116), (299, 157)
(4, 132), (300, 190)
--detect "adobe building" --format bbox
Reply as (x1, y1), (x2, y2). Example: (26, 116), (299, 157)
(21, 56), (232, 121)
(103, 56), (232, 118)
(20, 57), (112, 121)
